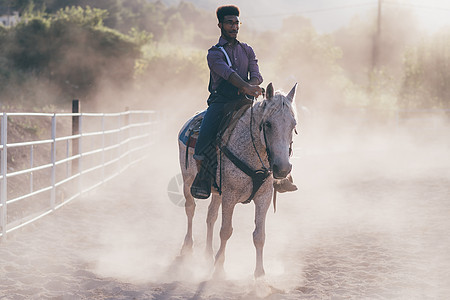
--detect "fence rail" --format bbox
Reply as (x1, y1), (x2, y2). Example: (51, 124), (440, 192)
(0, 110), (158, 241)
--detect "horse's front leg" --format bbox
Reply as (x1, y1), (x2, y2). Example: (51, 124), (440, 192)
(206, 194), (221, 261)
(214, 199), (236, 278)
(253, 193), (271, 278)
(181, 182), (196, 255)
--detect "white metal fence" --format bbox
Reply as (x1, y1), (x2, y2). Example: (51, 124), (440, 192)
(0, 110), (158, 240)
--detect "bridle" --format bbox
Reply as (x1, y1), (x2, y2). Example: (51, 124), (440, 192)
(249, 96), (296, 174)
(218, 95), (296, 205)
(250, 99), (271, 173)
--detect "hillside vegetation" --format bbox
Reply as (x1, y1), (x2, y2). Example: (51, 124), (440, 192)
(0, 0), (449, 114)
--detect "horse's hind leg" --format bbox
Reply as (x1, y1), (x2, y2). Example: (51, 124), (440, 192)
(206, 194), (221, 261)
(181, 182), (196, 255)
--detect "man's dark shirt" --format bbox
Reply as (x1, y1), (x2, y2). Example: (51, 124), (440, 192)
(207, 36), (263, 93)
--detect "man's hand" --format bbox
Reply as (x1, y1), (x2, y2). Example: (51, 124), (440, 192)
(239, 85), (263, 98)
(228, 72), (263, 98)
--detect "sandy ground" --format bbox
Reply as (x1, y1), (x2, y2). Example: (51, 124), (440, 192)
(1, 127), (450, 299)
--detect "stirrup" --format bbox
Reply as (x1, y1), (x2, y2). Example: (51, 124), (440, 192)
(190, 172), (211, 199)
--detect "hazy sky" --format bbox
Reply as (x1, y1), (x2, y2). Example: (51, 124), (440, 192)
(161, 0), (450, 33)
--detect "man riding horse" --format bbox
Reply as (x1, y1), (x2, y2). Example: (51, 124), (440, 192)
(191, 5), (297, 199)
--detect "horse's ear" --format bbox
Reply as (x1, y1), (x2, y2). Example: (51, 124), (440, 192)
(287, 83), (298, 103)
(266, 83), (274, 100)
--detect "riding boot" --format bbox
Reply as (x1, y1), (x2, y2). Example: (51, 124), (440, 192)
(273, 174), (298, 193)
(190, 159), (211, 199)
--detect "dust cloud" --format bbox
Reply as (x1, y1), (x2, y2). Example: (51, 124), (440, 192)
(67, 98), (450, 298)
(1, 87), (449, 299)
(1, 2), (450, 299)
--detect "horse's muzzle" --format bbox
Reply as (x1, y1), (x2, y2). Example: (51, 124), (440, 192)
(272, 163), (292, 179)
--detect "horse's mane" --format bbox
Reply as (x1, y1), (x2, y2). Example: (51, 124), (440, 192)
(257, 90), (297, 122)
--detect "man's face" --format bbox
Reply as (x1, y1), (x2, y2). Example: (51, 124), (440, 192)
(219, 15), (240, 40)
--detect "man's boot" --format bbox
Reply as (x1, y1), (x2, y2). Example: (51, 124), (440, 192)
(190, 159), (211, 199)
(273, 174), (297, 193)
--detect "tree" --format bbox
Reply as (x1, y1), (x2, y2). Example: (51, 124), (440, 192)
(400, 31), (450, 109)
(333, 6), (420, 82)
(272, 19), (343, 108)
(3, 6), (142, 104)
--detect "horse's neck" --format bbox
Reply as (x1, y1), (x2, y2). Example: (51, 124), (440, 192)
(224, 106), (268, 168)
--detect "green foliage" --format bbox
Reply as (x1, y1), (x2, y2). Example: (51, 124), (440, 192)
(7, 18), (51, 71)
(1, 6), (141, 104)
(367, 69), (398, 110)
(2, 0), (215, 46)
(128, 27), (153, 47)
(0, 0), (448, 113)
(137, 44), (208, 90)
(52, 5), (106, 26)
(0, 25), (7, 51)
(263, 21), (344, 108)
(400, 32), (450, 109)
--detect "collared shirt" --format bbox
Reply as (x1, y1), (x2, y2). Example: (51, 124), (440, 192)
(207, 36), (263, 93)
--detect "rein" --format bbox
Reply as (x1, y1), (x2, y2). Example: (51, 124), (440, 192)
(250, 98), (271, 172)
(220, 97), (291, 205)
(219, 97), (273, 203)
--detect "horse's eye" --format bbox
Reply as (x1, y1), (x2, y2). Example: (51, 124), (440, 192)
(264, 121), (272, 129)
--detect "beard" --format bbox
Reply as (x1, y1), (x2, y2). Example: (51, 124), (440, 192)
(221, 28), (238, 40)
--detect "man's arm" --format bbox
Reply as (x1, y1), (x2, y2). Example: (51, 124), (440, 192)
(247, 45), (263, 86)
(228, 72), (262, 97)
(208, 47), (262, 97)
(248, 77), (261, 85)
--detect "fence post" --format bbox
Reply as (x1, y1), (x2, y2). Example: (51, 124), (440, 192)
(101, 114), (105, 183)
(118, 113), (122, 172)
(50, 114), (56, 210)
(1, 113), (8, 240)
(30, 145), (34, 194)
(72, 100), (83, 195)
(125, 108), (130, 167)
(78, 111), (83, 196)
(72, 100), (80, 175)
(66, 140), (69, 178)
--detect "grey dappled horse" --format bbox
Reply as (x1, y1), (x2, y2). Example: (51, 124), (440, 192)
(178, 83), (298, 278)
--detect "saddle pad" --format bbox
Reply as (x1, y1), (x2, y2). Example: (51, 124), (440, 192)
(179, 103), (251, 149)
(179, 110), (206, 147)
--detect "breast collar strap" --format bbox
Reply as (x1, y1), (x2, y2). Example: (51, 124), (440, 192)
(219, 102), (273, 203)
(219, 99), (294, 206)
(219, 145), (271, 203)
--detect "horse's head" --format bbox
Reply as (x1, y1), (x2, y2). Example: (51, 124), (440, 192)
(259, 83), (298, 179)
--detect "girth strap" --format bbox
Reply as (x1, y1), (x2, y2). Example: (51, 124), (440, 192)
(185, 130), (195, 169)
(220, 145), (271, 203)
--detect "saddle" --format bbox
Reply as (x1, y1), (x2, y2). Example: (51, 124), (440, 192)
(180, 99), (252, 193)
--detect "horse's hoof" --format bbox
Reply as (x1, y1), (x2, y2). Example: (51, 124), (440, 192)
(180, 245), (193, 257)
(254, 277), (273, 298)
(204, 252), (214, 266)
(254, 268), (265, 279)
(181, 237), (193, 256)
(212, 267), (226, 280)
